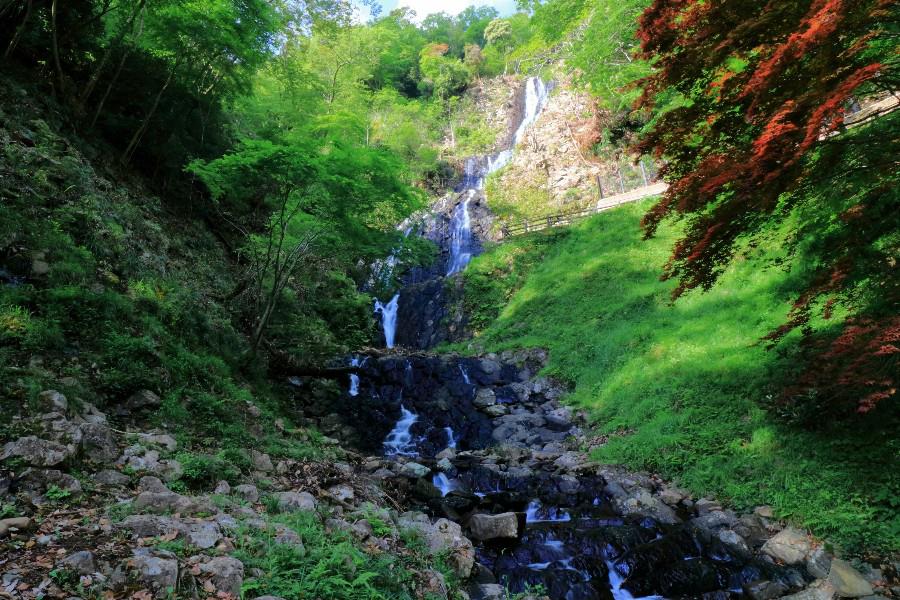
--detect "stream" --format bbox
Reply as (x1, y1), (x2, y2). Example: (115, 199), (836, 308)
(353, 77), (803, 599)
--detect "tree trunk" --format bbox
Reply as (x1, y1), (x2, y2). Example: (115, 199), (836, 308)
(121, 62), (176, 164)
(79, 0), (146, 113)
(50, 0), (66, 98)
(4, 0), (33, 60)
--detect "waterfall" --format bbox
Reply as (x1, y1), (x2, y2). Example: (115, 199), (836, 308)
(373, 293), (400, 348)
(446, 192), (475, 276)
(383, 404), (419, 456)
(348, 356), (366, 397)
(444, 426), (458, 449)
(432, 472), (459, 497)
(512, 76), (550, 147)
(458, 364), (471, 385)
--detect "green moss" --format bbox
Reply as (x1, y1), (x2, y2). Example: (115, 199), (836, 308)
(456, 201), (899, 553)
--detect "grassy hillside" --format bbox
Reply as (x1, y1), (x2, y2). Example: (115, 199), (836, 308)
(456, 202), (899, 553)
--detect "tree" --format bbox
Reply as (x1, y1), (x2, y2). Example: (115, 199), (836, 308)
(418, 42), (471, 101)
(484, 18), (512, 73)
(633, 0), (899, 416)
(463, 43), (485, 78)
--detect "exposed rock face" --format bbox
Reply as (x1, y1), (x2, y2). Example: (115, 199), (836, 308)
(275, 491), (317, 513)
(762, 527), (812, 565)
(490, 77), (658, 220)
(398, 512), (475, 578)
(126, 549), (179, 597)
(200, 556), (244, 596)
(828, 559), (874, 597)
(1, 436), (72, 467)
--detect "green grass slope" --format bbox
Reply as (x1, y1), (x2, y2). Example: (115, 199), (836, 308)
(457, 202), (899, 553)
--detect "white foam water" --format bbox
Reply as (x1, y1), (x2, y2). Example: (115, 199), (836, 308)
(383, 404), (419, 456)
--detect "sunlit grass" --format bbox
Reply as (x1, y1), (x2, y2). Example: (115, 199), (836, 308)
(456, 201), (899, 553)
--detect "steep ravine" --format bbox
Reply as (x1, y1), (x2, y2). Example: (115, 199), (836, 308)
(345, 78), (890, 599)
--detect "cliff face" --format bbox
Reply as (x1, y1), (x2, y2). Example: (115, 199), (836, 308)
(477, 76), (658, 227)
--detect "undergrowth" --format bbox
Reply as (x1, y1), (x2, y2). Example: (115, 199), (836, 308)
(455, 201), (899, 553)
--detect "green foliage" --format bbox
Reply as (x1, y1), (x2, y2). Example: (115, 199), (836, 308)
(175, 451), (245, 489)
(234, 512), (421, 600)
(568, 0), (650, 109)
(419, 44), (473, 101)
(44, 485), (73, 503)
(458, 202), (899, 552)
(483, 168), (555, 227)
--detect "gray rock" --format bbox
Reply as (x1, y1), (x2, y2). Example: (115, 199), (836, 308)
(249, 450), (273, 472)
(473, 388), (497, 408)
(80, 423), (118, 462)
(1, 436), (72, 467)
(184, 520), (222, 549)
(483, 404), (508, 417)
(436, 457), (453, 472)
(124, 389), (161, 412)
(93, 469), (131, 486)
(743, 580), (789, 600)
(421, 570), (449, 600)
(234, 484), (259, 503)
(557, 475), (580, 495)
(807, 547), (833, 579)
(658, 487), (688, 506)
(18, 468), (82, 497)
(138, 476), (170, 493)
(613, 490), (681, 525)
(127, 549), (178, 597)
(694, 510), (740, 531)
(400, 462), (431, 478)
(718, 529), (751, 553)
(155, 458), (182, 482)
(472, 583), (505, 600)
(779, 583), (835, 600)
(135, 433), (178, 452)
(38, 390), (68, 413)
(132, 490), (207, 515)
(0, 516), (32, 538)
(398, 512), (474, 578)
(467, 512), (520, 541)
(553, 451), (585, 470)
(60, 551), (96, 575)
(213, 480), (231, 495)
(435, 448), (456, 461)
(695, 498), (723, 515)
(119, 515), (184, 538)
(77, 403), (107, 425)
(200, 557), (244, 596)
(276, 491), (317, 513)
(828, 559), (874, 597)
(327, 484), (354, 503)
(761, 527), (811, 565)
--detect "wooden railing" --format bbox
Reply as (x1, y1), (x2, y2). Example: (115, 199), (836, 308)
(498, 182), (667, 239)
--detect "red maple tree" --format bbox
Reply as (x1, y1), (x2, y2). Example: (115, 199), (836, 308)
(632, 0), (899, 418)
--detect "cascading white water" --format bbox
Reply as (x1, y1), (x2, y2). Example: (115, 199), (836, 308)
(525, 499), (572, 523)
(444, 426), (458, 449)
(446, 191), (475, 276)
(432, 472), (459, 497)
(348, 356), (367, 396)
(373, 293), (400, 348)
(444, 76), (551, 278)
(383, 404), (419, 456)
(513, 77), (550, 146)
(458, 364), (471, 385)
